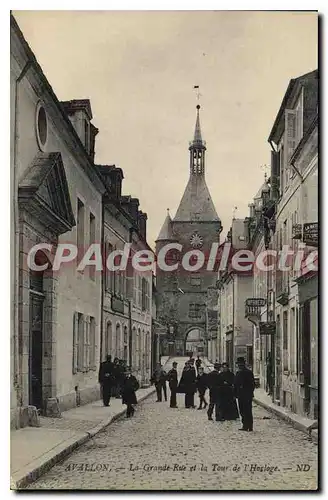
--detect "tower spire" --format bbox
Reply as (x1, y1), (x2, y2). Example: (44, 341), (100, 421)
(189, 105), (206, 176)
(193, 104), (203, 145)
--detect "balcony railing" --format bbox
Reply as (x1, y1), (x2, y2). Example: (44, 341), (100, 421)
(245, 304), (262, 318)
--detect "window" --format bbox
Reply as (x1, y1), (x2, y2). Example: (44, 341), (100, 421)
(105, 243), (113, 292)
(190, 274), (201, 287)
(77, 199), (85, 262)
(285, 109), (297, 184)
(283, 310), (288, 371)
(290, 308), (296, 373)
(36, 103), (48, 150)
(77, 312), (84, 371)
(123, 326), (128, 362)
(279, 145), (285, 194)
(141, 277), (150, 311)
(73, 313), (96, 371)
(104, 321), (112, 361)
(246, 345), (253, 369)
(89, 212), (96, 281)
(90, 317), (96, 369)
(189, 303), (202, 319)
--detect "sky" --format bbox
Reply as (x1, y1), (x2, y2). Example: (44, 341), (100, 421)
(13, 10), (318, 248)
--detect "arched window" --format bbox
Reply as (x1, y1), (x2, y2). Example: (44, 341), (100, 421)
(105, 321), (112, 360)
(123, 325), (128, 362)
(116, 323), (121, 358)
(132, 327), (137, 369)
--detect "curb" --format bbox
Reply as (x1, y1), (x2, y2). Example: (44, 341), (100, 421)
(12, 433), (90, 490)
(253, 397), (318, 439)
(12, 387), (156, 490)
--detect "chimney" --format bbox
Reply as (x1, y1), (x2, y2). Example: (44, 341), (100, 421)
(248, 203), (255, 218)
(129, 198), (140, 223)
(90, 124), (99, 162)
(96, 165), (124, 200)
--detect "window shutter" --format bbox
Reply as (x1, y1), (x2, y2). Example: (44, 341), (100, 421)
(77, 313), (84, 372)
(83, 316), (89, 372)
(72, 312), (79, 374)
(90, 317), (96, 370)
(285, 109), (297, 179)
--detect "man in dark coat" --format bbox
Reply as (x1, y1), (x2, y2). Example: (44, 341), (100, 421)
(219, 363), (239, 420)
(196, 366), (208, 409)
(151, 363), (167, 402)
(234, 357), (256, 431)
(195, 355), (202, 375)
(178, 360), (197, 408)
(206, 363), (224, 421)
(167, 361), (178, 408)
(121, 368), (139, 418)
(98, 355), (114, 406)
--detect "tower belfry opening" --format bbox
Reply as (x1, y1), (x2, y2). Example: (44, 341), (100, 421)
(189, 104), (206, 176)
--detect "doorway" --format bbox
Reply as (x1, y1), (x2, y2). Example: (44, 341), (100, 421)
(29, 266), (45, 410)
(29, 292), (44, 409)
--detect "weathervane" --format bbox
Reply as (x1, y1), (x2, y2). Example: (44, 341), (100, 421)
(260, 164), (270, 181)
(193, 85), (202, 102)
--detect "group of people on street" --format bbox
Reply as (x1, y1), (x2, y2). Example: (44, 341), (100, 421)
(99, 354), (256, 430)
(150, 355), (256, 432)
(98, 355), (139, 418)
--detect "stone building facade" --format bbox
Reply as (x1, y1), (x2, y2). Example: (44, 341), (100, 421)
(155, 106), (221, 356)
(96, 165), (153, 386)
(244, 70), (318, 419)
(268, 70), (318, 418)
(11, 15), (153, 428)
(217, 218), (253, 368)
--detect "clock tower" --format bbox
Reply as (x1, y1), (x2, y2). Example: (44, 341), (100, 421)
(155, 105), (222, 356)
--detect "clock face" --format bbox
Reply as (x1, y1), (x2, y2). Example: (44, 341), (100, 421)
(190, 232), (203, 248)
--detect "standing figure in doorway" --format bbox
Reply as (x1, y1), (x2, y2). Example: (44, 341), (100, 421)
(234, 357), (256, 431)
(121, 367), (139, 418)
(167, 361), (178, 408)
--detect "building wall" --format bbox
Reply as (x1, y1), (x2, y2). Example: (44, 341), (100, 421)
(274, 124), (318, 415)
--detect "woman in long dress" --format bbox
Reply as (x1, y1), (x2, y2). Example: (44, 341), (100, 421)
(177, 361), (197, 408)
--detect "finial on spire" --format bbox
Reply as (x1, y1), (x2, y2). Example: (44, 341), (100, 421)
(167, 208), (170, 216)
(260, 164), (270, 181)
(233, 206), (238, 219)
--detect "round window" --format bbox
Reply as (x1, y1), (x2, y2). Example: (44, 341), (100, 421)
(36, 103), (48, 149)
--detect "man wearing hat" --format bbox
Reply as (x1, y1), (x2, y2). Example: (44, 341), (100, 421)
(234, 357), (255, 431)
(167, 361), (178, 408)
(206, 362), (224, 421)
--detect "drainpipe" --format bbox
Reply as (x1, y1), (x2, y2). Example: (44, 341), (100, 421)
(100, 200), (104, 362)
(13, 59), (33, 407)
(128, 227), (133, 370)
(232, 273), (235, 368)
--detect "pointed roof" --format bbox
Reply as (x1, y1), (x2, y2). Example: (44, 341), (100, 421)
(193, 104), (203, 145)
(156, 209), (175, 241)
(174, 175), (220, 222)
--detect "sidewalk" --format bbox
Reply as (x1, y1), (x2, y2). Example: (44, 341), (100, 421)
(11, 386), (159, 490)
(253, 388), (318, 444)
(11, 357), (176, 489)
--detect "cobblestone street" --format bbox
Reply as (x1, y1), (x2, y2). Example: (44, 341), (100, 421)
(28, 390), (318, 491)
